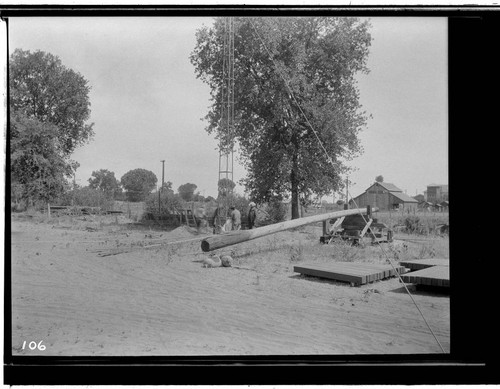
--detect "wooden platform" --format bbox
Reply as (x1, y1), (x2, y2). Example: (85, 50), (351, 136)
(401, 265), (449, 287)
(294, 262), (406, 286)
(398, 258), (449, 271)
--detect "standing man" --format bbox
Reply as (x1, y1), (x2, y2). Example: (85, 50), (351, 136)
(230, 205), (241, 231)
(247, 202), (257, 229)
(194, 205), (207, 233)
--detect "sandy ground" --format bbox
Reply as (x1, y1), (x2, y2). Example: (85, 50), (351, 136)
(10, 214), (450, 356)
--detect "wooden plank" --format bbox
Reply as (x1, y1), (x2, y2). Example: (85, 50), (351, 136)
(299, 262), (369, 277)
(332, 263), (382, 282)
(399, 258), (449, 271)
(323, 262), (405, 279)
(294, 262), (403, 286)
(359, 219), (373, 238)
(344, 262), (405, 278)
(325, 216), (345, 244)
(294, 265), (366, 285)
(401, 265), (449, 287)
(297, 263), (375, 279)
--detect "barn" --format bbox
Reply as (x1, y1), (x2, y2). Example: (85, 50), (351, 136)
(349, 182), (418, 211)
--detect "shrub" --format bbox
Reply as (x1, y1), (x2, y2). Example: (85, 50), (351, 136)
(56, 187), (114, 209)
(230, 193), (251, 215)
(259, 199), (288, 225)
(404, 216), (428, 234)
(145, 191), (184, 219)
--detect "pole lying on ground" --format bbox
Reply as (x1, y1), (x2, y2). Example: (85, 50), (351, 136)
(201, 207), (378, 252)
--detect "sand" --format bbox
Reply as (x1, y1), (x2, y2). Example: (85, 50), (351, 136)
(10, 216), (450, 356)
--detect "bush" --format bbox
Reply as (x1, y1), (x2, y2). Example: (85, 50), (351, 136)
(259, 199), (288, 225)
(230, 193), (251, 215)
(404, 216), (426, 234)
(55, 187), (114, 209)
(145, 191), (184, 219)
(214, 193), (250, 218)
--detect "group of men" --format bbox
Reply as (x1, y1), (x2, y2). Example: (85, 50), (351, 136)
(201, 201), (257, 233)
(228, 201), (256, 231)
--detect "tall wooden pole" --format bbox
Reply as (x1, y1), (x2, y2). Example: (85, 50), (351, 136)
(159, 160), (165, 217)
(161, 160), (165, 189)
(201, 207), (377, 252)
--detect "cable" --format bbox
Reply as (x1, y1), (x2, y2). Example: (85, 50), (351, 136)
(249, 17), (446, 354)
(249, 18), (338, 171)
(349, 198), (446, 353)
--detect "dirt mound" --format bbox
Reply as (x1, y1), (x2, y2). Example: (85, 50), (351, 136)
(168, 225), (202, 240)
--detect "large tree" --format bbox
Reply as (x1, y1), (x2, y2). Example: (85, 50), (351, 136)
(217, 178), (236, 197)
(178, 182), (198, 202)
(10, 112), (78, 204)
(10, 49), (94, 156)
(9, 49), (94, 204)
(121, 169), (157, 202)
(190, 17), (371, 218)
(88, 169), (121, 198)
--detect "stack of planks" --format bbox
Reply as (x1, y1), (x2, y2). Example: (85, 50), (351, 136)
(294, 261), (406, 287)
(399, 258), (449, 288)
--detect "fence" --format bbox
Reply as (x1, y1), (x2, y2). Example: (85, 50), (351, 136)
(112, 201), (146, 220)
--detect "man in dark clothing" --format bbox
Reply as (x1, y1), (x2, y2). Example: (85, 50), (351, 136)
(247, 202), (257, 229)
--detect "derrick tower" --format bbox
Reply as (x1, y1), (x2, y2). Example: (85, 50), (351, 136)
(215, 17), (235, 231)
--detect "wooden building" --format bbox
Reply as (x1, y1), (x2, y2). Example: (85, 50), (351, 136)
(350, 182), (418, 211)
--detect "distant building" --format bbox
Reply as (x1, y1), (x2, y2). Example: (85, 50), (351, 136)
(413, 194), (425, 203)
(426, 184), (449, 203)
(418, 201), (434, 211)
(350, 182), (418, 211)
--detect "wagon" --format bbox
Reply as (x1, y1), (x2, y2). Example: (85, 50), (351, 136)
(320, 213), (393, 246)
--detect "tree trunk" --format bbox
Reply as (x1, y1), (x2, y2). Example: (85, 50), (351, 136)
(201, 207), (377, 252)
(290, 147), (300, 220)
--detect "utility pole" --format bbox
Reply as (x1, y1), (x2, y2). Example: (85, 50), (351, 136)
(161, 160), (165, 190)
(159, 160), (165, 217)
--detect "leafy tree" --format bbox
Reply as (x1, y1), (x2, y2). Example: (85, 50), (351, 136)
(375, 175), (384, 183)
(9, 49), (94, 204)
(193, 192), (205, 202)
(191, 17), (371, 218)
(121, 169), (157, 202)
(10, 112), (78, 205)
(88, 169), (121, 198)
(10, 49), (94, 156)
(178, 182), (198, 202)
(160, 181), (174, 194)
(218, 178), (236, 197)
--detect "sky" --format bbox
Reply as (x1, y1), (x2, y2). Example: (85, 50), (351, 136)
(7, 16), (448, 200)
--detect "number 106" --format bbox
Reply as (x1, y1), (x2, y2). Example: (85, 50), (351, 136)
(22, 340), (46, 351)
